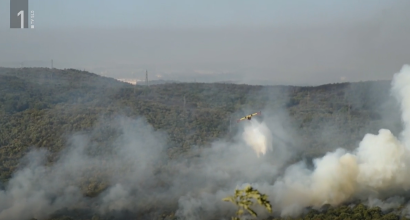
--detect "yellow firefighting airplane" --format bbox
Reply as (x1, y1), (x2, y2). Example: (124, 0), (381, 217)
(237, 111), (261, 123)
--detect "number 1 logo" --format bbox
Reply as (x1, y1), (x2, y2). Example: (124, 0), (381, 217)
(10, 0), (28, 29)
(18, 10), (24, 28)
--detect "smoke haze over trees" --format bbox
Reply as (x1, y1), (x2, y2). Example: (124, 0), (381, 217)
(0, 66), (409, 219)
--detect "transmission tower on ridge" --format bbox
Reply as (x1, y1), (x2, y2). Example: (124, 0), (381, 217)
(145, 69), (149, 87)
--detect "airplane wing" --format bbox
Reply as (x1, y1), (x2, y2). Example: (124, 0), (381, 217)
(237, 116), (246, 122)
(251, 111), (261, 116)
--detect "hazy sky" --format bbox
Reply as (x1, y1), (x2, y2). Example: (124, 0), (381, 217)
(1, 0), (409, 85)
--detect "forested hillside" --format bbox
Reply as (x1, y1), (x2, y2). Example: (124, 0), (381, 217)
(0, 67), (405, 220)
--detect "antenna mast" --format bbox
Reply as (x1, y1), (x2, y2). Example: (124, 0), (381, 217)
(145, 69), (149, 87)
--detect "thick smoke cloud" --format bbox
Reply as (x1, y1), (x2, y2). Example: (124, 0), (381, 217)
(0, 117), (169, 220)
(0, 110), (291, 220)
(265, 64), (410, 217)
(2, 65), (410, 220)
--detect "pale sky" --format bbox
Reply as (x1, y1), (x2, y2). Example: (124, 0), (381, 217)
(1, 0), (409, 85)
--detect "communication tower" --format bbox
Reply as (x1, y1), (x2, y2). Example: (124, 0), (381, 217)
(145, 69), (149, 86)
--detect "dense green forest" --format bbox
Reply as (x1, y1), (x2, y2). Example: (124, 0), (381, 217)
(0, 67), (406, 220)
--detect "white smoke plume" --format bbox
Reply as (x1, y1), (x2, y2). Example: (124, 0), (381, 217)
(242, 120), (273, 157)
(266, 64), (410, 217)
(0, 117), (169, 220)
(391, 64), (410, 148)
(1, 65), (410, 219)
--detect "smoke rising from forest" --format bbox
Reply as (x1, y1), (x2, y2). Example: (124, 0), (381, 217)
(1, 65), (410, 219)
(265, 64), (410, 217)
